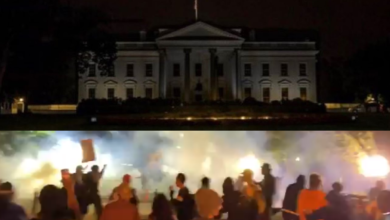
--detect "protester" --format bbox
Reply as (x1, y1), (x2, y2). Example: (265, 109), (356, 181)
(0, 181), (28, 220)
(297, 174), (327, 220)
(194, 177), (222, 220)
(111, 174), (139, 206)
(218, 177), (241, 220)
(282, 175), (306, 220)
(73, 165), (89, 218)
(260, 163), (276, 220)
(170, 173), (194, 220)
(369, 180), (386, 201)
(241, 169), (265, 215)
(149, 193), (176, 220)
(85, 164), (106, 219)
(100, 191), (140, 220)
(36, 184), (75, 220)
(326, 182), (351, 220)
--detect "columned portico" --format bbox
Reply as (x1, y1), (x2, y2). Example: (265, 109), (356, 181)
(158, 49), (166, 98)
(209, 48), (217, 100)
(79, 21), (318, 103)
(184, 48), (192, 102)
(235, 49), (242, 100)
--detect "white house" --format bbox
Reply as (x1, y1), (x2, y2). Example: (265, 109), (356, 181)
(78, 21), (319, 103)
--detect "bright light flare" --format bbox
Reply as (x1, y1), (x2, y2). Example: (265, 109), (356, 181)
(236, 154), (261, 173)
(359, 155), (390, 177)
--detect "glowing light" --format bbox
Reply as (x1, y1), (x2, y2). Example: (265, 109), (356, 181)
(202, 157), (211, 171)
(187, 117), (192, 121)
(19, 98), (24, 102)
(295, 157), (300, 161)
(237, 154), (261, 173)
(177, 146), (181, 149)
(359, 155), (390, 177)
(180, 133), (184, 138)
(241, 116), (246, 120)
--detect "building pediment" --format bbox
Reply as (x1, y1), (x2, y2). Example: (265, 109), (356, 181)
(124, 79), (137, 84)
(157, 21), (244, 42)
(144, 80), (157, 84)
(84, 79), (98, 84)
(297, 79), (311, 84)
(104, 80), (118, 85)
(278, 79), (292, 84)
(259, 79), (272, 84)
(242, 79), (253, 84)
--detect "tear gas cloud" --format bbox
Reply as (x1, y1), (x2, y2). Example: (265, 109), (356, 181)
(0, 131), (388, 206)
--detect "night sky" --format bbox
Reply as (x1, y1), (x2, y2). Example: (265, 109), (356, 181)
(72, 0), (390, 59)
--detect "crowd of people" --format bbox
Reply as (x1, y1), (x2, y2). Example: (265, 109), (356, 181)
(1, 163), (390, 220)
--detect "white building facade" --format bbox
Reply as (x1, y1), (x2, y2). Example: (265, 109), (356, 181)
(78, 21), (319, 103)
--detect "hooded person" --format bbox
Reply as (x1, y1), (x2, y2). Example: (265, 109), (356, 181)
(194, 177), (222, 220)
(260, 163), (276, 220)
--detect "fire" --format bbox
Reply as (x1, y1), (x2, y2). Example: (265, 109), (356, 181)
(236, 154), (261, 173)
(359, 155), (390, 177)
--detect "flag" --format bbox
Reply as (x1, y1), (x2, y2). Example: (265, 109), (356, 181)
(80, 139), (96, 163)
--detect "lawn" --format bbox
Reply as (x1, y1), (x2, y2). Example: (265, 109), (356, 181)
(1, 113), (389, 130)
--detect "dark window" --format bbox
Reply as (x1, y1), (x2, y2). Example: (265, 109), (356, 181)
(126, 88), (134, 99)
(281, 64), (288, 76)
(282, 88), (289, 100)
(195, 63), (202, 77)
(173, 64), (180, 77)
(195, 94), (203, 102)
(126, 64), (134, 77)
(262, 64), (270, 76)
(145, 64), (153, 77)
(145, 88), (153, 98)
(263, 88), (270, 103)
(300, 87), (307, 100)
(173, 87), (181, 98)
(299, 63), (307, 76)
(107, 65), (115, 77)
(244, 64), (252, 77)
(217, 64), (224, 77)
(88, 88), (96, 99)
(244, 88), (252, 98)
(88, 64), (96, 77)
(218, 87), (224, 99)
(107, 88), (115, 99)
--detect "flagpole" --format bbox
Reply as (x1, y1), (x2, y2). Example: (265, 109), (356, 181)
(194, 0), (198, 20)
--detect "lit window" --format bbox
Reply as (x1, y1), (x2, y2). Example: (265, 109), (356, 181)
(300, 87), (307, 100)
(281, 88), (289, 100)
(263, 87), (270, 103)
